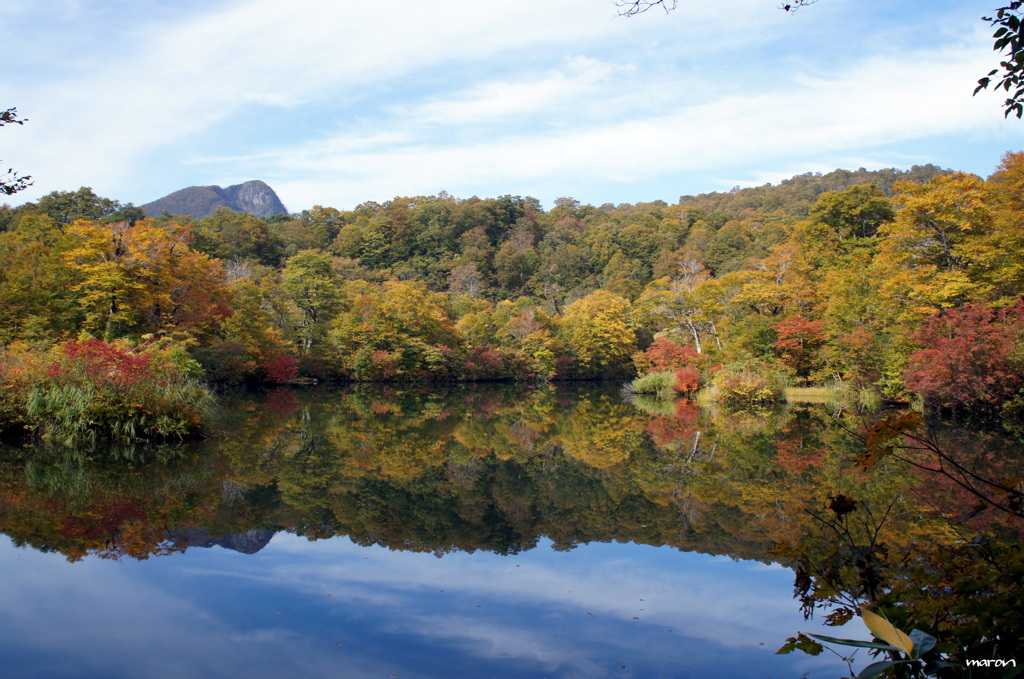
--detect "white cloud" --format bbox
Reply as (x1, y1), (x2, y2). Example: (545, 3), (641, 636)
(259, 535), (820, 650)
(209, 35), (1009, 210)
(5, 0), (626, 202)
(2, 0), (1020, 209)
(397, 56), (629, 126)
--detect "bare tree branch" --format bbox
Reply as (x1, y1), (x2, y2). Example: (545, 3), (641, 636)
(615, 0), (676, 18)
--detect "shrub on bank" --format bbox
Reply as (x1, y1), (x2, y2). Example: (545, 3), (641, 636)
(626, 370), (678, 399)
(711, 357), (788, 407)
(626, 338), (704, 398)
(2, 339), (215, 442)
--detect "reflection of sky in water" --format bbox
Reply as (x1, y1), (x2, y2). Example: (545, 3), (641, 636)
(0, 534), (852, 678)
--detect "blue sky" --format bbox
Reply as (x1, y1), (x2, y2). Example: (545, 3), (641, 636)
(2, 0), (1020, 213)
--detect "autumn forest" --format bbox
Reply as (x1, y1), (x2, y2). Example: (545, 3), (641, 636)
(2, 153), (1024, 440)
(3, 151), (1024, 676)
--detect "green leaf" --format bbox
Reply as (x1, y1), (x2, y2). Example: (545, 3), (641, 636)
(808, 633), (896, 651)
(908, 629), (936, 658)
(929, 660), (962, 670)
(859, 660), (909, 679)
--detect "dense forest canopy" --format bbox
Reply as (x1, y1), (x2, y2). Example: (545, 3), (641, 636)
(2, 155), (1024, 438)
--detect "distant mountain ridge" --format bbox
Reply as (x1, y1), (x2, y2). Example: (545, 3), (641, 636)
(141, 180), (288, 219)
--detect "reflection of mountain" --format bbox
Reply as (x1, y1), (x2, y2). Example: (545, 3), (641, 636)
(1, 385), (1017, 672)
(0, 383), (973, 565)
(167, 528), (275, 554)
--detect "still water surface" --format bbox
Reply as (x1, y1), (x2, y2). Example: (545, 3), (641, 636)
(0, 382), (974, 678)
(0, 534), (843, 678)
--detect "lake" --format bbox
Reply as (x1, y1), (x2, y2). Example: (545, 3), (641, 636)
(0, 382), (1018, 678)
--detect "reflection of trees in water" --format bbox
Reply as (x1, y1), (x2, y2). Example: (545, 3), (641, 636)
(0, 384), (1021, 663)
(767, 409), (1024, 672)
(0, 440), (219, 560)
(0, 385), (969, 560)
(779, 492), (1024, 672)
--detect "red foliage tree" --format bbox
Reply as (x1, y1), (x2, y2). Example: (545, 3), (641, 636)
(644, 337), (699, 372)
(903, 302), (1024, 407)
(674, 367), (700, 393)
(641, 337), (702, 392)
(261, 354), (298, 384)
(772, 317), (826, 379)
(52, 338), (159, 389)
(463, 344), (506, 380)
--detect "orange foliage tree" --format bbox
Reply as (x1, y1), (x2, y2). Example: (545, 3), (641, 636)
(63, 219), (230, 341)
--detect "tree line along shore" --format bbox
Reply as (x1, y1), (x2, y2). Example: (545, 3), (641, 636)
(2, 153), (1024, 440)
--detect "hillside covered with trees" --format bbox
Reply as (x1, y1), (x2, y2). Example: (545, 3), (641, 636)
(1, 154), (1023, 439)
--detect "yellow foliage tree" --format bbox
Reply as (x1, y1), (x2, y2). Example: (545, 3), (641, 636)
(63, 219), (229, 340)
(559, 289), (636, 377)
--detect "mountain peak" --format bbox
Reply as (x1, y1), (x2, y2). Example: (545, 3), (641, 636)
(141, 180), (288, 219)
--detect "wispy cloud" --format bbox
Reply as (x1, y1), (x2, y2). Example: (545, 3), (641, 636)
(260, 535), (817, 649)
(0, 533), (842, 678)
(2, 0), (1019, 209)
(213, 37), (1008, 209)
(395, 56), (631, 126)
